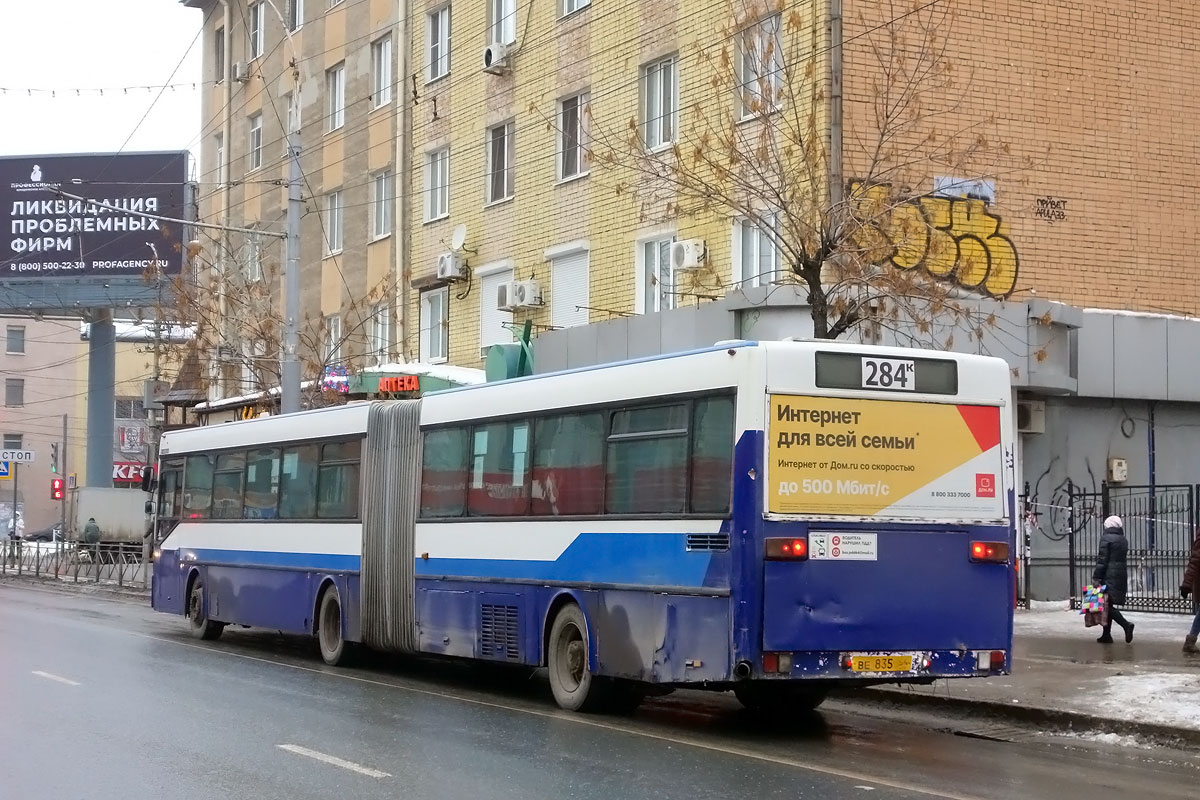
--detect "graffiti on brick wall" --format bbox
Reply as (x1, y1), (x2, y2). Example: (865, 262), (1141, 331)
(849, 181), (1019, 298)
(1035, 197), (1068, 224)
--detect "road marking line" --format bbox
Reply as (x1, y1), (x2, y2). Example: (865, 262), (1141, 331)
(127, 630), (979, 800)
(31, 670), (80, 686)
(277, 744), (390, 778)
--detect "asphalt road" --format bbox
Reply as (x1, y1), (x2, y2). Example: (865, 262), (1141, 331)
(1, 582), (1197, 800)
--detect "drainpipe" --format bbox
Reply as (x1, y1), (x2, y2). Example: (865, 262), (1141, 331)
(396, 1), (412, 361)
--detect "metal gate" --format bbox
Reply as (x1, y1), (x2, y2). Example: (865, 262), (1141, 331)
(1067, 483), (1195, 613)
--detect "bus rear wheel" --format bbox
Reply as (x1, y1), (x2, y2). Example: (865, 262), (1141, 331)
(733, 682), (828, 714)
(547, 604), (600, 712)
(187, 579), (224, 641)
(317, 586), (350, 666)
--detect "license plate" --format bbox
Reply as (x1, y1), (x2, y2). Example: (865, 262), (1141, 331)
(850, 655), (913, 673)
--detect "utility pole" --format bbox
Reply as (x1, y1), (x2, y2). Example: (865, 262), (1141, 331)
(60, 414), (67, 540)
(11, 463), (18, 540)
(281, 106), (301, 414)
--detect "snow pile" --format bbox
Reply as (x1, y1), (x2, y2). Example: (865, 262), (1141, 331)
(1052, 731), (1148, 748)
(1085, 674), (1200, 731)
(1014, 608), (1189, 641)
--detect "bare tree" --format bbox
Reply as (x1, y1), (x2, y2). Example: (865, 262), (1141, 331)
(579, 0), (1022, 342)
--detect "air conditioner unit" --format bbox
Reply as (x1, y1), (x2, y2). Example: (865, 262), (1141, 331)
(1016, 399), (1045, 434)
(233, 61), (249, 82)
(670, 239), (706, 271)
(496, 280), (517, 311)
(482, 42), (511, 74)
(436, 252), (465, 281)
(510, 280), (542, 308)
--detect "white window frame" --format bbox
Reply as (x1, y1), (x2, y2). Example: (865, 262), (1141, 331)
(733, 212), (782, 288)
(426, 5), (451, 83)
(327, 62), (346, 131)
(5, 378), (24, 408)
(214, 133), (227, 185)
(642, 56), (678, 150)
(5, 325), (25, 355)
(425, 147), (450, 221)
(248, 113), (263, 171)
(489, 0), (516, 45)
(486, 122), (515, 204)
(371, 171), (394, 239)
(324, 314), (343, 364)
(558, 92), (589, 182)
(370, 303), (391, 365)
(246, 228), (263, 282)
(560, 0), (589, 17)
(214, 27), (225, 83)
(372, 35), (393, 108)
(737, 14), (783, 120)
(635, 234), (677, 313)
(419, 287), (449, 363)
(325, 190), (343, 255)
(287, 0), (304, 31)
(249, 2), (265, 59)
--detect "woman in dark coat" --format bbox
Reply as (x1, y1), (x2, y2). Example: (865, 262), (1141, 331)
(1179, 530), (1200, 653)
(1093, 515), (1134, 644)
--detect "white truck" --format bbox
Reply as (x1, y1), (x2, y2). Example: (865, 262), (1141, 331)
(69, 486), (151, 544)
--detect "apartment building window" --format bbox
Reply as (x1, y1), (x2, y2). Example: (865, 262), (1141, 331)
(420, 287), (448, 362)
(558, 92), (589, 181)
(737, 15), (783, 119)
(324, 315), (343, 363)
(248, 113), (263, 171)
(561, 0), (589, 16)
(489, 0), (516, 45)
(5, 378), (24, 407)
(425, 148), (450, 221)
(214, 133), (227, 185)
(249, 2), (266, 59)
(550, 246), (589, 328)
(735, 213), (782, 287)
(479, 266), (514, 353)
(115, 398), (146, 419)
(214, 27), (225, 82)
(639, 236), (676, 313)
(287, 0), (304, 30)
(246, 229), (263, 281)
(325, 190), (343, 254)
(6, 325), (25, 355)
(427, 5), (451, 82)
(486, 122), (514, 203)
(3, 434), (21, 451)
(371, 171), (394, 239)
(642, 56), (678, 149)
(327, 63), (346, 131)
(369, 304), (391, 365)
(372, 35), (393, 108)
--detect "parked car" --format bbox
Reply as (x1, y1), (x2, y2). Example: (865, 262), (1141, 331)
(24, 523), (64, 542)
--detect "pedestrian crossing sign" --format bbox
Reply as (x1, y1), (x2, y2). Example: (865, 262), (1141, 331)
(0, 462), (9, 480)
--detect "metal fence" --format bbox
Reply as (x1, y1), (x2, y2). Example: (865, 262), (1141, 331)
(0, 540), (148, 590)
(1062, 483), (1195, 614)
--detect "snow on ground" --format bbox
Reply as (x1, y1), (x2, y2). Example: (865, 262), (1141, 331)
(1084, 673), (1200, 731)
(1051, 731), (1150, 749)
(1015, 607), (1191, 640)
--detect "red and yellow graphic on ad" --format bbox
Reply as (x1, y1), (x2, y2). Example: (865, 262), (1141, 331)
(768, 395), (1005, 519)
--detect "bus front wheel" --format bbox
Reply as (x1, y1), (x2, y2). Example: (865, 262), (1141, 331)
(547, 604), (599, 712)
(317, 586), (350, 666)
(733, 682), (827, 714)
(187, 579), (224, 641)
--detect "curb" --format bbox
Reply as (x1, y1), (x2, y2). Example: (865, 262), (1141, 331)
(0, 574), (150, 602)
(835, 685), (1200, 748)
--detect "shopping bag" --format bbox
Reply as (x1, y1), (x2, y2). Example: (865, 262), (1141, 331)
(1082, 585), (1108, 628)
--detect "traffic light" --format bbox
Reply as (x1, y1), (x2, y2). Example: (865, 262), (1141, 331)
(50, 443), (58, 473)
(50, 478), (64, 501)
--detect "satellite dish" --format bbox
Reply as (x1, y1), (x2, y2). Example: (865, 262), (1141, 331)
(450, 223), (467, 252)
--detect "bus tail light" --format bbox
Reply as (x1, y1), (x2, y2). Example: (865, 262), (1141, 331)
(765, 538), (808, 560)
(969, 541), (1009, 563)
(762, 652), (792, 674)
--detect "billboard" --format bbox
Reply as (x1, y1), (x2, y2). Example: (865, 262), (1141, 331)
(768, 395), (1005, 520)
(1, 151), (188, 279)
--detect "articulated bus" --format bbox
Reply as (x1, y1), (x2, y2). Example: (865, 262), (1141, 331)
(150, 340), (1015, 712)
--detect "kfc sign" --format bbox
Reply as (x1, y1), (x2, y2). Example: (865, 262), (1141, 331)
(113, 462), (155, 482)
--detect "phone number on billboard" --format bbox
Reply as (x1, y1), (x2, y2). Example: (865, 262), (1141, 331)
(8, 261), (86, 272)
(930, 490), (972, 498)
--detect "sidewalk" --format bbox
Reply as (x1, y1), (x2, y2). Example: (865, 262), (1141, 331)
(862, 604), (1200, 743)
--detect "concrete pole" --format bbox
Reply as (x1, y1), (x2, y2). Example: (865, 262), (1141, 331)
(281, 127), (302, 414)
(86, 310), (115, 488)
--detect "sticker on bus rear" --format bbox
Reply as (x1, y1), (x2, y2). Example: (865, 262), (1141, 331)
(809, 532), (877, 561)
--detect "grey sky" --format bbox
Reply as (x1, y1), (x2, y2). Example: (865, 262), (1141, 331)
(0, 1), (201, 165)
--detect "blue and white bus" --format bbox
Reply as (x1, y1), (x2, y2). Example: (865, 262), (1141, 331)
(151, 340), (1015, 712)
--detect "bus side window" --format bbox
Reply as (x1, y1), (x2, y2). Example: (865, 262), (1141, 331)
(159, 458), (184, 520)
(468, 421), (531, 517)
(183, 454), (215, 519)
(421, 428), (468, 518)
(212, 453), (247, 520)
(532, 413), (603, 516)
(690, 396), (735, 514)
(606, 404), (688, 514)
(318, 439), (361, 519)
(243, 448), (281, 519)
(279, 445), (319, 519)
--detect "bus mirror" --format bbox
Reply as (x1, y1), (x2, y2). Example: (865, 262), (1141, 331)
(140, 467), (155, 493)
(144, 499), (154, 515)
